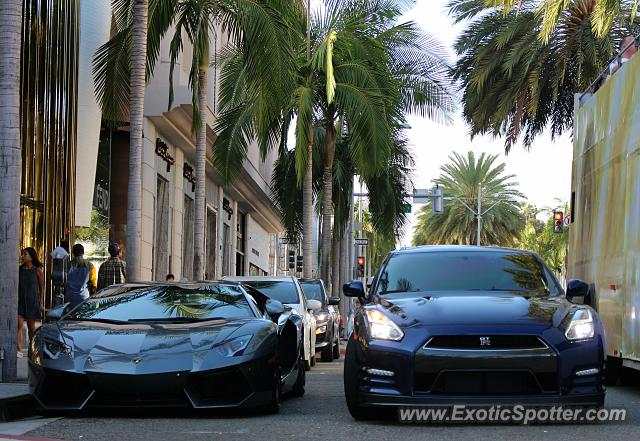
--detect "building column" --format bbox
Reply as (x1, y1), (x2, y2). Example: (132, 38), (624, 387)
(216, 187), (224, 278)
(230, 200), (238, 276)
(172, 148), (184, 278)
(244, 213), (252, 275)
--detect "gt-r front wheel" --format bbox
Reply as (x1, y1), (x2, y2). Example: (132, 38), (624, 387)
(344, 336), (368, 420)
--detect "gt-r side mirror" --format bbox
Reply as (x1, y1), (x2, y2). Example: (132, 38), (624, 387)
(46, 302), (70, 322)
(343, 281), (365, 298)
(265, 299), (285, 320)
(307, 299), (322, 312)
(328, 297), (341, 306)
(566, 279), (590, 304)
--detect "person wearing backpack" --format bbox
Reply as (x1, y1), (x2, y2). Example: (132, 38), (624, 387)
(97, 243), (126, 290)
(65, 243), (97, 307)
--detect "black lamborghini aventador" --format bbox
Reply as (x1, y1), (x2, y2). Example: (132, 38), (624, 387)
(29, 282), (306, 413)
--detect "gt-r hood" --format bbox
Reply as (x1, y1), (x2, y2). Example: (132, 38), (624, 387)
(39, 318), (273, 375)
(376, 292), (570, 330)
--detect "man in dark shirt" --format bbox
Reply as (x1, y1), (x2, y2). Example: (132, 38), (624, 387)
(97, 243), (126, 290)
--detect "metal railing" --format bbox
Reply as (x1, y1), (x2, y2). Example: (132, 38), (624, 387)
(578, 34), (640, 105)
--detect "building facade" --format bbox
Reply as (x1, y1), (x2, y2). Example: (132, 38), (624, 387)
(96, 5), (283, 281)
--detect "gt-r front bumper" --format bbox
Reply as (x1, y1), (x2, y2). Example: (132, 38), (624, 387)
(352, 334), (606, 409)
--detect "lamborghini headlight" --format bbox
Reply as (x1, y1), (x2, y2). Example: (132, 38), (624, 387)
(366, 309), (403, 341)
(43, 339), (72, 359)
(565, 309), (595, 341)
(215, 334), (253, 357)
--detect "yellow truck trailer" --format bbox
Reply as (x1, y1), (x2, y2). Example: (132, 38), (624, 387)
(569, 47), (640, 384)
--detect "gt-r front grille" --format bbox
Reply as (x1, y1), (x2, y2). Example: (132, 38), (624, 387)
(424, 335), (548, 350)
(414, 370), (559, 395)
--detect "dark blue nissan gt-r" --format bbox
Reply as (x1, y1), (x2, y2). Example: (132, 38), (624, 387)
(343, 246), (606, 420)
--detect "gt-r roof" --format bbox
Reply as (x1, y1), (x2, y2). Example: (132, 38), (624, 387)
(394, 245), (534, 255)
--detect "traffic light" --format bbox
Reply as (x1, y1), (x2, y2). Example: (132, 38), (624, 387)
(357, 256), (365, 277)
(553, 211), (564, 234)
(296, 255), (303, 273)
(288, 249), (295, 269)
(431, 185), (444, 214)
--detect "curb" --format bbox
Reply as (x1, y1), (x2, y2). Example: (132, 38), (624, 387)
(0, 394), (36, 422)
(0, 435), (62, 441)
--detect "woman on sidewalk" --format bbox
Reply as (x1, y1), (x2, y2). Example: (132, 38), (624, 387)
(18, 247), (44, 357)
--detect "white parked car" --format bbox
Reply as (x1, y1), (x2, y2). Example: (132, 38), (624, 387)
(223, 276), (319, 370)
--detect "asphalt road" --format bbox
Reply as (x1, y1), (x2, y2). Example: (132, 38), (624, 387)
(23, 359), (640, 441)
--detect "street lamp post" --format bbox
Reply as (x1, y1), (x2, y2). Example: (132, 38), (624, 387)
(477, 185), (482, 246)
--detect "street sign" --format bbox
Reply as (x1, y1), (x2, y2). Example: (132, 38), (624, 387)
(280, 237), (295, 245)
(354, 238), (369, 246)
(564, 213), (572, 226)
(402, 202), (412, 213)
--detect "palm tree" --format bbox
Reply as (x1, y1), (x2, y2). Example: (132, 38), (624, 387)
(450, 0), (638, 152)
(95, 0), (299, 280)
(486, 0), (639, 39)
(412, 151), (524, 246)
(93, 0), (157, 281)
(216, 0), (454, 289)
(0, 0), (23, 382)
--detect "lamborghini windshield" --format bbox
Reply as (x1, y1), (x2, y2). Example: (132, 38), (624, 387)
(65, 285), (255, 322)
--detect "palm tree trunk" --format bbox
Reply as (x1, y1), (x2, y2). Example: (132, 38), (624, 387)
(127, 0), (148, 282)
(339, 227), (348, 319)
(320, 121), (336, 289)
(302, 136), (313, 278)
(331, 231), (340, 298)
(0, 0), (23, 382)
(193, 65), (208, 281)
(302, 0), (313, 279)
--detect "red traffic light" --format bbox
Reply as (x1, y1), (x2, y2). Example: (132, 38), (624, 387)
(553, 211), (564, 233)
(357, 256), (365, 266)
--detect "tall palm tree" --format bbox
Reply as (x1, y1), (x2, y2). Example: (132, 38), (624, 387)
(450, 0), (639, 152)
(0, 0), (23, 382)
(94, 0), (160, 281)
(486, 0), (639, 40)
(412, 151), (524, 246)
(95, 0), (299, 279)
(216, 0), (453, 289)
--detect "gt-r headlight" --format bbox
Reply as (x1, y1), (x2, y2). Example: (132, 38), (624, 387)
(366, 309), (403, 341)
(565, 309), (595, 341)
(315, 312), (329, 323)
(215, 334), (253, 357)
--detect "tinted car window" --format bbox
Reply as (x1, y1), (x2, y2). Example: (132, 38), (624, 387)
(375, 251), (559, 297)
(299, 282), (326, 304)
(66, 285), (255, 321)
(244, 281), (300, 304)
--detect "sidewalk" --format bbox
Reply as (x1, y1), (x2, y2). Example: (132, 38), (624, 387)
(1, 352), (33, 422)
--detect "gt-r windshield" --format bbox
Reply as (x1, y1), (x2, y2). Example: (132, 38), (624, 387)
(375, 251), (562, 297)
(65, 285), (255, 322)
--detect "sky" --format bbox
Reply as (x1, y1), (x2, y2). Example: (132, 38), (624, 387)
(395, 0), (573, 246)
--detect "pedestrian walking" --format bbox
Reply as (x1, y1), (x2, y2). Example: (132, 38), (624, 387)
(97, 243), (126, 290)
(65, 243), (97, 307)
(18, 247), (44, 357)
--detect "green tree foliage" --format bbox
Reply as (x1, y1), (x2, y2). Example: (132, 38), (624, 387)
(449, 0), (639, 152)
(412, 151), (524, 246)
(516, 204), (568, 273)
